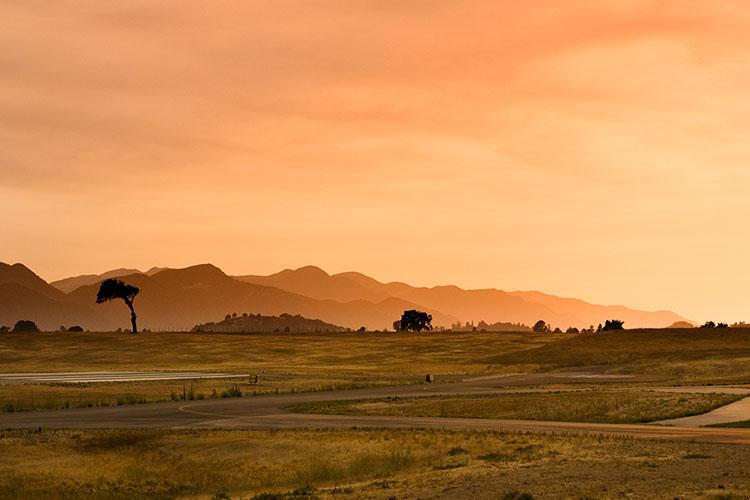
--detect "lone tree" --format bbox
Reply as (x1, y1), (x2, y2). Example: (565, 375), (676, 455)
(533, 320), (550, 333)
(96, 279), (140, 333)
(398, 310), (433, 332)
(602, 319), (624, 331)
(12, 320), (39, 332)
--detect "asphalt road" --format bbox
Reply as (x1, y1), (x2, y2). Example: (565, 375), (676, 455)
(1, 373), (748, 443)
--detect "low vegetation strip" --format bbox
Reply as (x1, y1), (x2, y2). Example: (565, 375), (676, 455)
(1, 428), (750, 499)
(289, 391), (743, 424)
(709, 419), (750, 428)
(0, 376), (417, 413)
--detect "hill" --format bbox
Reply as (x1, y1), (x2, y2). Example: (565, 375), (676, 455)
(17, 262), (688, 331)
(238, 266), (687, 329)
(0, 282), (99, 331)
(192, 313), (346, 333)
(50, 268), (144, 293)
(0, 263), (66, 301)
(62, 264), (454, 331)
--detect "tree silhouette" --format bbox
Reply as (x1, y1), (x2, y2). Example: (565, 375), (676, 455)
(399, 310), (433, 332)
(602, 319), (624, 331)
(96, 279), (140, 333)
(533, 320), (550, 333)
(12, 320), (39, 332)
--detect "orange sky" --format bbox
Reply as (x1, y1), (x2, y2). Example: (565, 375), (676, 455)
(2, 1), (750, 322)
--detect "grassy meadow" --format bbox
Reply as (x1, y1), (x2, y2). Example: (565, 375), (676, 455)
(1, 428), (750, 499)
(290, 390), (743, 424)
(0, 329), (749, 499)
(1, 329), (749, 413)
(487, 327), (750, 385)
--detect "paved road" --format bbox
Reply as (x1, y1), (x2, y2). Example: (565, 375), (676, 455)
(0, 371), (249, 384)
(1, 374), (749, 443)
(657, 395), (750, 427)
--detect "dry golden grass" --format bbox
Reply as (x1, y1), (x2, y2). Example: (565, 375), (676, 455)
(290, 390), (743, 424)
(2, 329), (750, 413)
(0, 330), (557, 412)
(0, 375), (417, 413)
(488, 328), (750, 384)
(0, 330), (559, 376)
(1, 428), (749, 499)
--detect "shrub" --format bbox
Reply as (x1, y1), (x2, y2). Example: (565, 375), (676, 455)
(12, 320), (39, 332)
(602, 319), (624, 331)
(221, 385), (242, 398)
(67, 325), (84, 332)
(533, 320), (549, 333)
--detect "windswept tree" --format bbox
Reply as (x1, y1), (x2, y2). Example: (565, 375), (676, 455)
(399, 310), (433, 332)
(96, 279), (140, 333)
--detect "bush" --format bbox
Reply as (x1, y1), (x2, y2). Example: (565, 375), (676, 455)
(602, 319), (624, 331)
(67, 325), (84, 332)
(12, 320), (39, 332)
(533, 320), (549, 333)
(221, 385), (242, 398)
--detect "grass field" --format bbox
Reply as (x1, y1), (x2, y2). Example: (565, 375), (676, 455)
(290, 390), (743, 424)
(1, 330), (750, 498)
(1, 428), (749, 499)
(0, 331), (559, 376)
(488, 328), (750, 384)
(2, 329), (749, 414)
(3, 329), (749, 385)
(0, 375), (420, 413)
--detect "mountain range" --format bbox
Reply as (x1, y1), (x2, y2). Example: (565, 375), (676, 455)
(0, 262), (688, 331)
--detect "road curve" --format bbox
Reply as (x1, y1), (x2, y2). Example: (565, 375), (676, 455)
(0, 375), (748, 444)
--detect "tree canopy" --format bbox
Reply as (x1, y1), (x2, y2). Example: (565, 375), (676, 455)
(602, 319), (624, 331)
(397, 310), (433, 332)
(96, 278), (140, 333)
(533, 320), (550, 333)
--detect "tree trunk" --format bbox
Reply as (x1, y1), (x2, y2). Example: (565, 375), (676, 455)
(126, 300), (138, 334)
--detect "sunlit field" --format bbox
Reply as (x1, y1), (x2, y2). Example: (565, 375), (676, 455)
(1, 428), (750, 499)
(290, 390), (743, 424)
(0, 329), (749, 499)
(1, 329), (750, 413)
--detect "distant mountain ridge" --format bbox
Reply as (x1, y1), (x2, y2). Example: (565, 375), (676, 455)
(1, 262), (688, 331)
(2, 262), (453, 331)
(50, 267), (167, 293)
(238, 265), (688, 329)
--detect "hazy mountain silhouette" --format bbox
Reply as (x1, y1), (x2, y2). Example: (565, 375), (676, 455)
(7, 262), (687, 331)
(507, 290), (687, 331)
(238, 266), (392, 303)
(50, 266), (170, 293)
(51, 268), (143, 293)
(0, 262), (67, 301)
(62, 264), (454, 331)
(0, 282), (97, 330)
(238, 265), (687, 328)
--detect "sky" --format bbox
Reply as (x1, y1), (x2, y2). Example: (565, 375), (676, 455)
(2, 1), (749, 322)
